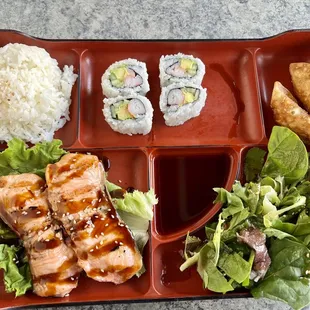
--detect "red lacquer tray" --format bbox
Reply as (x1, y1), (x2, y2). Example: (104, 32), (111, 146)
(0, 29), (309, 309)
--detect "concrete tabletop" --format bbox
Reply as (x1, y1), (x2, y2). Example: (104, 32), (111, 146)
(1, 0), (310, 309)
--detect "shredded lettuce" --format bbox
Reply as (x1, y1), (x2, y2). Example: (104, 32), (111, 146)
(0, 244), (32, 296)
(0, 138), (67, 178)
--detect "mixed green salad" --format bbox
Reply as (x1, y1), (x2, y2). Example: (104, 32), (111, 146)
(181, 126), (310, 310)
(0, 138), (157, 296)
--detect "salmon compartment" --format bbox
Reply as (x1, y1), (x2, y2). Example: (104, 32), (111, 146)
(79, 42), (264, 148)
(255, 32), (310, 138)
(149, 147), (239, 240)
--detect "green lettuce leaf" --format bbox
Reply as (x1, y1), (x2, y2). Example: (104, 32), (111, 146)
(213, 213), (224, 265)
(0, 138), (67, 178)
(111, 188), (157, 221)
(197, 243), (234, 293)
(251, 238), (310, 310)
(0, 244), (32, 296)
(0, 221), (17, 240)
(261, 126), (308, 185)
(213, 188), (244, 219)
(106, 181), (158, 277)
(244, 147), (266, 182)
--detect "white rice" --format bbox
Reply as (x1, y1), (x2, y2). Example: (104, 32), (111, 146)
(103, 93), (153, 135)
(159, 53), (205, 87)
(0, 43), (78, 143)
(101, 58), (150, 98)
(160, 82), (207, 126)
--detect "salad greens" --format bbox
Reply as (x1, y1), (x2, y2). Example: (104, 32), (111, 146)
(0, 244), (32, 297)
(0, 139), (157, 295)
(181, 126), (310, 310)
(0, 138), (67, 178)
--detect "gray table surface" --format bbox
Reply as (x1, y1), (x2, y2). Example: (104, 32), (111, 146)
(1, 0), (310, 309)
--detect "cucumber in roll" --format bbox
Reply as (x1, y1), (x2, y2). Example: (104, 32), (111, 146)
(103, 94), (153, 135)
(159, 53), (205, 87)
(102, 59), (150, 98)
(159, 82), (207, 126)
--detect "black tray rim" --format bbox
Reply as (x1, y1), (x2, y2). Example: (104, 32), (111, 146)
(0, 28), (310, 42)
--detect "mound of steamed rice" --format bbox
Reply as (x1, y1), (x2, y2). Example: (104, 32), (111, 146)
(0, 43), (78, 143)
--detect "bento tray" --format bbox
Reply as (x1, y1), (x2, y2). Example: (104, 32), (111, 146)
(0, 29), (309, 309)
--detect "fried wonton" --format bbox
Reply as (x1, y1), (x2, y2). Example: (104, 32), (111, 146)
(270, 81), (310, 144)
(289, 63), (310, 113)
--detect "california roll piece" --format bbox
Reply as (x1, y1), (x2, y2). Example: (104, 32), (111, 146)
(103, 94), (153, 135)
(101, 59), (150, 98)
(160, 82), (207, 126)
(159, 53), (205, 87)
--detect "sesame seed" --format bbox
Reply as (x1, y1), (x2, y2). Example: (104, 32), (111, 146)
(101, 218), (104, 221)
(44, 226), (48, 231)
(12, 258), (16, 261)
(14, 220), (17, 224)
(119, 242), (124, 246)
(115, 240), (118, 244)
(105, 223), (109, 227)
(71, 277), (75, 281)
(100, 269), (105, 273)
(94, 215), (99, 219)
(90, 249), (94, 252)
(125, 225), (129, 229)
(82, 199), (86, 203)
(95, 234), (98, 238)
(66, 212), (70, 216)
(95, 245), (98, 249)
(15, 261), (19, 264)
(100, 240), (104, 245)
(36, 211), (41, 214)
(46, 239), (49, 242)
(101, 232), (104, 236)
(73, 220), (77, 224)
(65, 293), (70, 297)
(306, 270), (310, 275)
(70, 227), (74, 231)
(62, 214), (65, 218)
(111, 215), (115, 219)
(307, 253), (310, 258)
(118, 180), (122, 183)
(107, 208), (111, 212)
(22, 211), (27, 215)
(119, 223), (124, 227)
(98, 199), (101, 203)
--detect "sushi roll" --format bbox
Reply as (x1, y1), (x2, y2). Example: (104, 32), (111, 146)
(101, 59), (150, 98)
(159, 53), (205, 87)
(160, 82), (207, 126)
(103, 93), (153, 135)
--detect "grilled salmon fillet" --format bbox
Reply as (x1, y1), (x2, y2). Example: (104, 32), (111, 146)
(0, 174), (81, 297)
(45, 153), (143, 284)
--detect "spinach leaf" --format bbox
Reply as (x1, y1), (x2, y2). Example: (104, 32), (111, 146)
(244, 147), (266, 182)
(261, 126), (308, 185)
(213, 188), (244, 219)
(197, 243), (234, 293)
(251, 238), (310, 310)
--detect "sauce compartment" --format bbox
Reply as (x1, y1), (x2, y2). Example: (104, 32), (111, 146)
(150, 147), (239, 240)
(0, 32), (81, 148)
(255, 31), (310, 138)
(79, 43), (263, 148)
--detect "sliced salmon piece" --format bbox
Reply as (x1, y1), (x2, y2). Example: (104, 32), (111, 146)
(0, 173), (81, 297)
(46, 153), (143, 284)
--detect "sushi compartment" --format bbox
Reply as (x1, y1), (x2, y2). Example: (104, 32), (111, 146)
(0, 30), (309, 309)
